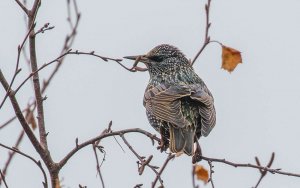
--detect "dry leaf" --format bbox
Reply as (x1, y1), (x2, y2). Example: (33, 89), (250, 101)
(25, 109), (37, 130)
(221, 45), (242, 72)
(194, 164), (209, 183)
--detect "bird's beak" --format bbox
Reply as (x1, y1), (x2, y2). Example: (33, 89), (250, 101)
(123, 55), (149, 64)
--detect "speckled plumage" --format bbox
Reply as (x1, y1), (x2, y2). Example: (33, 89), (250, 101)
(125, 44), (216, 162)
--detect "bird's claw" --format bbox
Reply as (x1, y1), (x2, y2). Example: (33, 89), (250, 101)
(192, 141), (202, 164)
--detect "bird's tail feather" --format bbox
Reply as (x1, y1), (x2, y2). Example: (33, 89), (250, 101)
(169, 126), (194, 156)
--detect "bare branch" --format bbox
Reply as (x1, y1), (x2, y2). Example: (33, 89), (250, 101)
(208, 160), (215, 188)
(15, 0), (29, 15)
(0, 143), (48, 188)
(253, 152), (275, 188)
(0, 70), (42, 154)
(0, 115), (18, 130)
(41, 0), (81, 94)
(0, 23), (35, 109)
(93, 143), (105, 188)
(58, 128), (160, 170)
(14, 49), (122, 95)
(191, 0), (211, 65)
(0, 170), (9, 188)
(28, 18), (48, 150)
(0, 130), (24, 185)
(120, 134), (163, 185)
(201, 154), (300, 178)
(34, 23), (55, 36)
(152, 154), (175, 188)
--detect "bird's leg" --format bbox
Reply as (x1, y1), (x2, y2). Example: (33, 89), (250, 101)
(157, 126), (168, 152)
(192, 140), (202, 164)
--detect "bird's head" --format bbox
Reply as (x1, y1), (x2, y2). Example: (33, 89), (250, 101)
(124, 44), (190, 76)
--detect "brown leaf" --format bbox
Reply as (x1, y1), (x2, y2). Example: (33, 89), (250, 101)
(194, 164), (209, 184)
(221, 45), (242, 72)
(25, 109), (37, 130)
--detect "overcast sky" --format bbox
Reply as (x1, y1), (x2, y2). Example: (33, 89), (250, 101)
(1, 0), (300, 187)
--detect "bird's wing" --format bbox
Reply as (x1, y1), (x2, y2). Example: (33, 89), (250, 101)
(190, 85), (216, 137)
(144, 84), (191, 128)
(144, 83), (216, 136)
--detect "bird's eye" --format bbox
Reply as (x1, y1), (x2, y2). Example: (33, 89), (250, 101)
(148, 55), (164, 62)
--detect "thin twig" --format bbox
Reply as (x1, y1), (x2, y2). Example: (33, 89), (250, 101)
(0, 170), (9, 188)
(152, 154), (175, 188)
(0, 130), (25, 185)
(191, 0), (211, 65)
(0, 143), (48, 188)
(208, 160), (215, 188)
(15, 0), (29, 15)
(253, 152), (275, 188)
(58, 128), (160, 170)
(14, 49), (122, 95)
(201, 154), (300, 178)
(92, 144), (105, 188)
(0, 23), (35, 109)
(41, 0), (81, 94)
(34, 23), (55, 36)
(28, 0), (48, 149)
(120, 134), (163, 185)
(0, 70), (43, 153)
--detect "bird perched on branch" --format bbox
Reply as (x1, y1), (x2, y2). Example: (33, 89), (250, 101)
(124, 44), (216, 163)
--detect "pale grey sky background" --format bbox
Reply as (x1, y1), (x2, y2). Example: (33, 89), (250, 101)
(1, 0), (300, 187)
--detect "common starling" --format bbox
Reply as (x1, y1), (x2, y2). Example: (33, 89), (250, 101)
(124, 44), (216, 163)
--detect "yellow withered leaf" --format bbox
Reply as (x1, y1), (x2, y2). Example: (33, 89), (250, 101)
(221, 45), (242, 72)
(194, 164), (209, 183)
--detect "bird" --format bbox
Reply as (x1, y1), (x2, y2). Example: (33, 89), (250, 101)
(124, 44), (216, 163)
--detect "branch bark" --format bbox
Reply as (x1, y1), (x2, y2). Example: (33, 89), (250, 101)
(28, 0), (48, 149)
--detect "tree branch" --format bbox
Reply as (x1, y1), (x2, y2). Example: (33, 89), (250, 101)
(0, 23), (35, 109)
(253, 152), (275, 188)
(92, 143), (106, 188)
(201, 154), (300, 178)
(0, 170), (8, 188)
(191, 0), (211, 65)
(15, 0), (29, 15)
(120, 134), (163, 186)
(0, 143), (48, 188)
(0, 70), (43, 154)
(151, 154), (175, 188)
(28, 9), (48, 149)
(0, 130), (24, 185)
(208, 160), (215, 188)
(58, 128), (160, 170)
